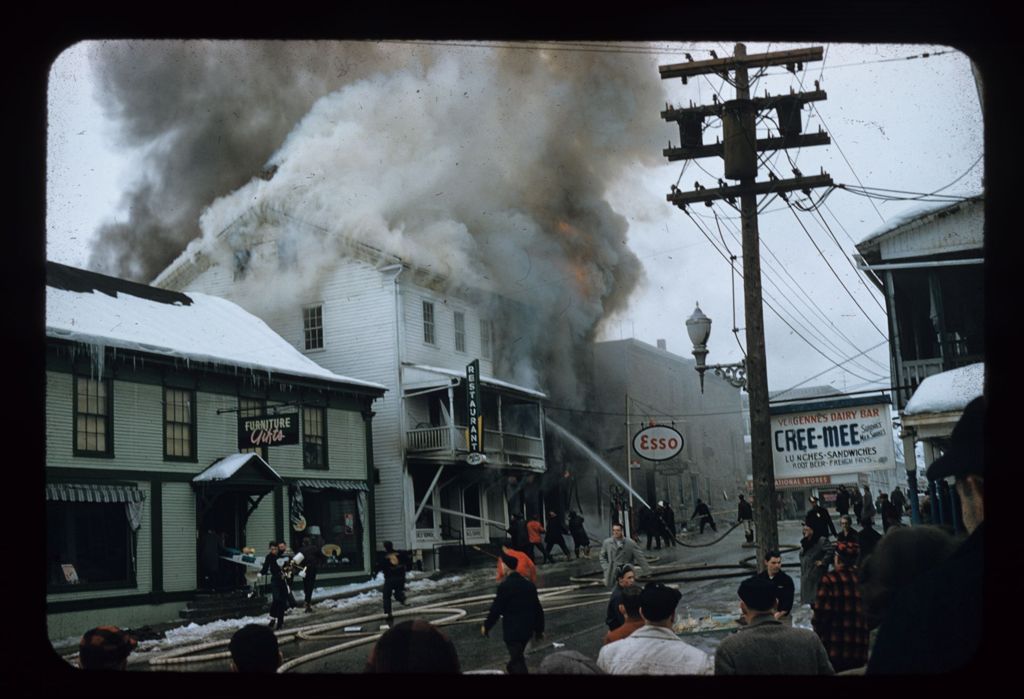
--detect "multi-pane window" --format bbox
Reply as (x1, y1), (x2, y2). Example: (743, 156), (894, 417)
(303, 304), (324, 351)
(480, 319), (492, 359)
(239, 397), (267, 460)
(74, 377), (112, 455)
(164, 387), (195, 460)
(454, 311), (466, 352)
(422, 301), (436, 345)
(303, 406), (327, 469)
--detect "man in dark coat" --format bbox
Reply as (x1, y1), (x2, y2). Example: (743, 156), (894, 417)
(856, 518), (882, 565)
(889, 485), (907, 516)
(508, 512), (530, 556)
(482, 553), (545, 674)
(568, 511), (590, 559)
(662, 503), (677, 545)
(868, 396), (985, 674)
(756, 549), (795, 623)
(638, 505), (659, 550)
(877, 492), (901, 532)
(260, 540), (289, 629)
(834, 485), (851, 517)
(544, 510), (572, 561)
(691, 499), (717, 534)
(805, 496), (838, 539)
(605, 563), (636, 631)
(737, 494), (754, 542)
(299, 536), (326, 612)
(375, 540), (409, 626)
(655, 501), (674, 547)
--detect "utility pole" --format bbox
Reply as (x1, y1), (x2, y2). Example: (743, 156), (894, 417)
(659, 43), (833, 570)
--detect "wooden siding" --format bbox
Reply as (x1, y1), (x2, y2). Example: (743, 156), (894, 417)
(162, 482), (198, 592)
(401, 286), (495, 376)
(327, 409), (367, 480)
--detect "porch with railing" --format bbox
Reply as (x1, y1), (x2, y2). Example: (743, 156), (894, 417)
(405, 425), (543, 459)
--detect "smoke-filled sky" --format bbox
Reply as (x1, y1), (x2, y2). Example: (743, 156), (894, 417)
(47, 39), (983, 397)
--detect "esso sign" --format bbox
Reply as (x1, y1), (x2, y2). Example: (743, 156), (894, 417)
(632, 425), (685, 461)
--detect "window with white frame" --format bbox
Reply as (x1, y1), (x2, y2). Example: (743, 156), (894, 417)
(480, 319), (493, 359)
(303, 304), (324, 351)
(422, 300), (436, 345)
(454, 311), (466, 352)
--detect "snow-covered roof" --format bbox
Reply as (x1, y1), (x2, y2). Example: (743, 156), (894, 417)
(46, 262), (386, 392)
(857, 194), (983, 247)
(192, 453), (282, 482)
(903, 362), (983, 416)
(402, 363), (547, 400)
(769, 384), (838, 402)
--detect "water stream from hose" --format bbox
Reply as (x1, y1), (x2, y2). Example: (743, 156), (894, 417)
(544, 416), (650, 510)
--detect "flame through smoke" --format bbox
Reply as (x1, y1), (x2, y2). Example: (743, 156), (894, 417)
(85, 40), (672, 407)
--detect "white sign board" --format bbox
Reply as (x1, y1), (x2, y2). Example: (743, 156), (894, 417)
(632, 425), (684, 461)
(771, 401), (895, 479)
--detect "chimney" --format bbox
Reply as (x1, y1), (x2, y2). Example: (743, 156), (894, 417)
(657, 339), (667, 351)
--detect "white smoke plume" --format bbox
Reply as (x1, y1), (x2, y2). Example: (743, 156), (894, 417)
(88, 40), (672, 405)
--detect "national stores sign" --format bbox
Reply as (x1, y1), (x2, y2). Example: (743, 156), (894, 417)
(770, 399), (895, 479)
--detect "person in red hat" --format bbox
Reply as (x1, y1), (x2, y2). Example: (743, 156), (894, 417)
(78, 626), (137, 670)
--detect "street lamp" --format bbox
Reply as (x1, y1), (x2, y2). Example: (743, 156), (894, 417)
(686, 303), (748, 393)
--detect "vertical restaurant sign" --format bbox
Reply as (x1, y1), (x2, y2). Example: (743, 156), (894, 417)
(238, 412), (299, 450)
(770, 400), (895, 479)
(465, 360), (485, 464)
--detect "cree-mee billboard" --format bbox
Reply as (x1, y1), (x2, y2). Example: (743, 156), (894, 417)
(770, 396), (895, 479)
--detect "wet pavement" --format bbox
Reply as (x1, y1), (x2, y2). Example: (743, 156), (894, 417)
(126, 518), (810, 673)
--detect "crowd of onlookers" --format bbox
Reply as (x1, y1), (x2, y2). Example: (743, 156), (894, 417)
(68, 397), (984, 676)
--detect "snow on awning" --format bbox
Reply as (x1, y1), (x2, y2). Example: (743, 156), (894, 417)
(402, 363), (547, 400)
(903, 363), (984, 416)
(192, 453), (283, 483)
(46, 482), (145, 503)
(294, 479), (368, 491)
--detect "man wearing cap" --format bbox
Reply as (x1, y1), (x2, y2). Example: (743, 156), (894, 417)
(597, 582), (713, 675)
(78, 625), (137, 670)
(867, 396), (985, 674)
(481, 553), (545, 674)
(603, 585), (644, 645)
(805, 495), (838, 540)
(715, 577), (834, 675)
(605, 563), (636, 631)
(599, 522), (650, 588)
(496, 538), (537, 584)
(737, 494), (754, 542)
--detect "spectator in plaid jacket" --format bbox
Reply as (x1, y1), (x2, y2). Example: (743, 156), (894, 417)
(812, 539), (870, 673)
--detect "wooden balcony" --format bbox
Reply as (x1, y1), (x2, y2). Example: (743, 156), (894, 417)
(405, 425), (544, 469)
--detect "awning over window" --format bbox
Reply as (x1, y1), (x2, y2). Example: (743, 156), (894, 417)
(46, 482), (145, 504)
(294, 479), (369, 492)
(46, 482), (146, 531)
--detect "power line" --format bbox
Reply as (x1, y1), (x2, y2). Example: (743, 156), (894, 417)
(706, 201), (890, 375)
(680, 209), (888, 384)
(782, 200), (889, 340)
(771, 338), (889, 397)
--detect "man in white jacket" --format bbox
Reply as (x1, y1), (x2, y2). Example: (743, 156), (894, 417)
(597, 582), (713, 675)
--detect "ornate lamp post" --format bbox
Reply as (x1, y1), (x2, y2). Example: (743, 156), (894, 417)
(685, 303), (748, 393)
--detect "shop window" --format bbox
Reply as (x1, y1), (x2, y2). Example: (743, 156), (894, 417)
(74, 376), (112, 456)
(164, 387), (196, 461)
(47, 501), (134, 590)
(302, 490), (364, 571)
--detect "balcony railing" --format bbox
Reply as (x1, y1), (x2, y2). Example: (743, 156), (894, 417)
(405, 425), (543, 460)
